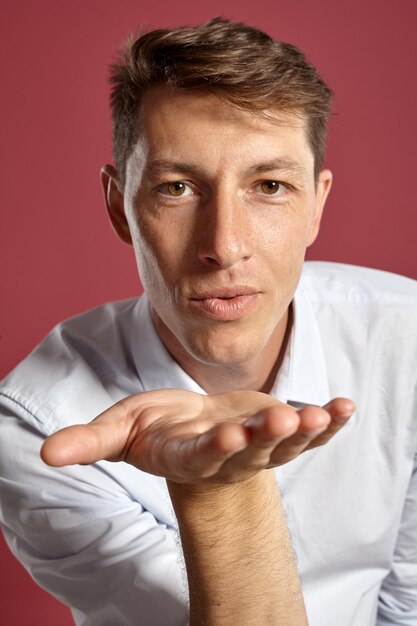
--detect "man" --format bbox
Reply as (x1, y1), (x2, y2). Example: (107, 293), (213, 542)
(0, 17), (416, 626)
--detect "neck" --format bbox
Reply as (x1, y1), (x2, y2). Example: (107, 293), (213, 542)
(152, 305), (292, 395)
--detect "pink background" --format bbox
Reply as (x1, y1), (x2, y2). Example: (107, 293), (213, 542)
(1, 0), (416, 623)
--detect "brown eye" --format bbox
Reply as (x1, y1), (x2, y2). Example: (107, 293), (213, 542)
(167, 182), (187, 196)
(260, 180), (281, 194)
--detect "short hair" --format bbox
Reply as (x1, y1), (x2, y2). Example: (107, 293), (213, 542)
(110, 17), (333, 187)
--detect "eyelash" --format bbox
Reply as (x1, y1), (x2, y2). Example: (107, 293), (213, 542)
(157, 182), (194, 197)
(253, 180), (288, 196)
(156, 179), (291, 199)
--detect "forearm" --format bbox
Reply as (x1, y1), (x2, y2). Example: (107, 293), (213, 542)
(168, 470), (308, 626)
(41, 388), (348, 623)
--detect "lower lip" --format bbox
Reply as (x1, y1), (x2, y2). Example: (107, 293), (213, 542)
(189, 294), (259, 321)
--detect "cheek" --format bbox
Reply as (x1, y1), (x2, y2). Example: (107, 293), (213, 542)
(261, 211), (311, 259)
(259, 214), (312, 295)
(130, 212), (189, 295)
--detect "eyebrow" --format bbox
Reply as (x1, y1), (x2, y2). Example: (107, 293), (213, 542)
(247, 158), (305, 175)
(144, 157), (305, 178)
(144, 160), (204, 177)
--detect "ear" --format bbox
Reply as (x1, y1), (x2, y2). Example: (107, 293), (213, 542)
(306, 169), (333, 247)
(100, 165), (132, 245)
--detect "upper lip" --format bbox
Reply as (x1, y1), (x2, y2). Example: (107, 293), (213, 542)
(190, 286), (259, 300)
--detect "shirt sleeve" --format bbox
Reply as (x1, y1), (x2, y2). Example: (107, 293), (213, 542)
(376, 450), (417, 625)
(0, 396), (189, 626)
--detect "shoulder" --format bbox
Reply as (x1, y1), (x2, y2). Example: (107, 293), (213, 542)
(299, 262), (417, 342)
(299, 261), (417, 375)
(299, 262), (417, 403)
(300, 261), (417, 306)
(0, 297), (145, 434)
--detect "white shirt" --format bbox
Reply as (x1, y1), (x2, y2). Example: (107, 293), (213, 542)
(0, 261), (416, 626)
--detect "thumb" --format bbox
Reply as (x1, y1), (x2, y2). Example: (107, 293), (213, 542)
(40, 404), (132, 467)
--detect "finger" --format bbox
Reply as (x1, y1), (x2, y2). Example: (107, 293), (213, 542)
(178, 422), (251, 479)
(40, 399), (136, 466)
(245, 405), (301, 441)
(322, 397), (355, 424)
(215, 406), (300, 475)
(268, 398), (355, 464)
(303, 397), (355, 450)
(268, 405), (332, 465)
(41, 424), (106, 466)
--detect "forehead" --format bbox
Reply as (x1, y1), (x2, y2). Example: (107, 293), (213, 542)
(130, 86), (314, 175)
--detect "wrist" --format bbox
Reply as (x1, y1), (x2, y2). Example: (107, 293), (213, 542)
(167, 469), (278, 512)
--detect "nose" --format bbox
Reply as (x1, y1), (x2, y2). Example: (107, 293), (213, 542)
(196, 190), (253, 269)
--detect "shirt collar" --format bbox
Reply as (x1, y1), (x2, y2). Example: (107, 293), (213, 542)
(273, 275), (330, 407)
(131, 277), (330, 407)
(131, 295), (206, 394)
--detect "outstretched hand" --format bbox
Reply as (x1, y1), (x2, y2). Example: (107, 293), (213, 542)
(41, 390), (355, 484)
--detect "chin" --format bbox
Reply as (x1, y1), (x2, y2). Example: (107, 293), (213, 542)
(183, 328), (268, 367)
(154, 304), (282, 370)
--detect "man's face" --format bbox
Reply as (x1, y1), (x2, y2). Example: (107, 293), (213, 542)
(107, 86), (331, 368)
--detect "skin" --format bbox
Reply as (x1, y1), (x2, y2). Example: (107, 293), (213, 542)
(42, 86), (355, 625)
(102, 85), (333, 395)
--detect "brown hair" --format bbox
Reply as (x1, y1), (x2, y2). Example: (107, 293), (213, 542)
(110, 17), (333, 186)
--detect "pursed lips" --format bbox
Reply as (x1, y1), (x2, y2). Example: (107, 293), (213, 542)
(189, 286), (259, 300)
(188, 286), (261, 321)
